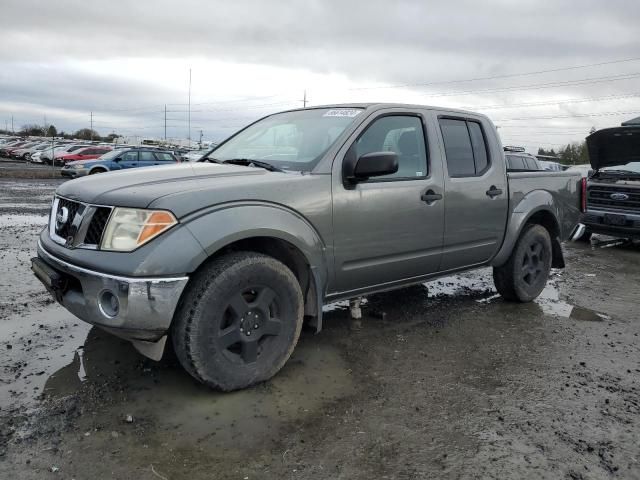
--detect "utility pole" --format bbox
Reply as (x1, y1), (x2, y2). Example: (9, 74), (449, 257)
(303, 90), (307, 108)
(164, 104), (167, 140)
(188, 68), (192, 148)
(11, 115), (14, 134)
(199, 129), (203, 148)
(90, 111), (94, 141)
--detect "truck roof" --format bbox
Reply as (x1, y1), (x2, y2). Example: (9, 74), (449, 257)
(282, 102), (491, 120)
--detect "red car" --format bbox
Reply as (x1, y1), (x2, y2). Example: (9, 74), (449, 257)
(58, 146), (113, 163)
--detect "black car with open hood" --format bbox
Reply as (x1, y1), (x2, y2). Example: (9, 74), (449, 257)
(586, 125), (640, 171)
(578, 125), (640, 242)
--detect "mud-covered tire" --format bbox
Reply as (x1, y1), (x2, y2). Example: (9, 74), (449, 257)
(171, 251), (304, 391)
(493, 224), (552, 302)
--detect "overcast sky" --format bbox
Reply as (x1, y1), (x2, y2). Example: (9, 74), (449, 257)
(1, 0), (639, 151)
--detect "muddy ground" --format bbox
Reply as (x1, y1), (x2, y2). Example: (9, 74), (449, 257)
(0, 178), (639, 479)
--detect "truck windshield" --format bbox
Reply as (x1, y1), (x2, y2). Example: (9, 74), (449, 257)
(207, 108), (363, 172)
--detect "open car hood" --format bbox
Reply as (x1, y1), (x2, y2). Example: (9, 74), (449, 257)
(586, 126), (640, 170)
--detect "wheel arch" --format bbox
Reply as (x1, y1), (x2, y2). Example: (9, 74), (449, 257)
(182, 204), (329, 331)
(491, 191), (565, 268)
(88, 165), (108, 174)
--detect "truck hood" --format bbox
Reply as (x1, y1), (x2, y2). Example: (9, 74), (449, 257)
(586, 126), (640, 170)
(55, 162), (305, 215)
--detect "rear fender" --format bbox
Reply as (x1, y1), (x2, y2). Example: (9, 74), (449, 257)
(491, 190), (564, 268)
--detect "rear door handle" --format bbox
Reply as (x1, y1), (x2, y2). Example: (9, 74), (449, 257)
(421, 190), (443, 204)
(486, 186), (503, 198)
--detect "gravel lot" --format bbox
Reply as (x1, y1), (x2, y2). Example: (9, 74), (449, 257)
(0, 178), (639, 479)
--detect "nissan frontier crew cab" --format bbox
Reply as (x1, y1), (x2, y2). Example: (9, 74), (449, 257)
(32, 104), (582, 391)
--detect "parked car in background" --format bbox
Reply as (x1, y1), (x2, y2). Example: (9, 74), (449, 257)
(6, 141), (40, 158)
(57, 146), (113, 165)
(537, 160), (566, 172)
(504, 146), (542, 171)
(575, 125), (640, 242)
(49, 144), (93, 165)
(0, 140), (26, 156)
(60, 147), (179, 177)
(183, 149), (210, 162)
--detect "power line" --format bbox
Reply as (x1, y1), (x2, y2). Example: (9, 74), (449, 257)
(494, 110), (639, 122)
(350, 56), (640, 91)
(460, 92), (640, 111)
(415, 72), (640, 98)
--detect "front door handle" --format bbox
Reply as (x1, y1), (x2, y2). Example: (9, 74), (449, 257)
(421, 190), (443, 204)
(486, 186), (503, 198)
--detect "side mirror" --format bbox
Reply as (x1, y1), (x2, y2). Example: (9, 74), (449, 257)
(343, 150), (399, 184)
(114, 157), (122, 162)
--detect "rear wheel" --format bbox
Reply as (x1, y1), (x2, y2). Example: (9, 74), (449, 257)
(89, 168), (106, 175)
(493, 224), (552, 302)
(172, 252), (304, 391)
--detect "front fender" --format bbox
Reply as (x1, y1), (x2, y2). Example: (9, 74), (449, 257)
(183, 201), (329, 290)
(491, 190), (561, 267)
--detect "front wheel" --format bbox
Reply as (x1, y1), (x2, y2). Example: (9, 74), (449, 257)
(172, 252), (304, 391)
(493, 224), (552, 302)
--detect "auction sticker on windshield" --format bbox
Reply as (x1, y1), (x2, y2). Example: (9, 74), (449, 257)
(323, 109), (361, 118)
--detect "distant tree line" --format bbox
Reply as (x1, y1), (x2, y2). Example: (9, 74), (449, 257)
(0, 124), (119, 143)
(537, 126), (596, 166)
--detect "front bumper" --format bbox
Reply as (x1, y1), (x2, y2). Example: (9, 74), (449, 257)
(33, 241), (189, 359)
(581, 208), (640, 240)
(60, 168), (87, 178)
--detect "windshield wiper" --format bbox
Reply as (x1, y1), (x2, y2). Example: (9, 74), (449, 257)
(222, 158), (284, 172)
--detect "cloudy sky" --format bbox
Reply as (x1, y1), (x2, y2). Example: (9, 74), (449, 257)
(1, 0), (639, 151)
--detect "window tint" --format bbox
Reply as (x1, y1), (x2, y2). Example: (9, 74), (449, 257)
(506, 155), (525, 170)
(468, 122), (488, 173)
(439, 119), (475, 177)
(356, 115), (427, 180)
(139, 151), (156, 162)
(154, 152), (175, 162)
(121, 151), (138, 162)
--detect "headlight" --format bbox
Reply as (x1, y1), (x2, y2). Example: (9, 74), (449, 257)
(101, 208), (177, 251)
(72, 164), (85, 169)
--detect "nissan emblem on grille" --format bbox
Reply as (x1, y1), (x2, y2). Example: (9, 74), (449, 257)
(610, 193), (629, 201)
(55, 206), (69, 230)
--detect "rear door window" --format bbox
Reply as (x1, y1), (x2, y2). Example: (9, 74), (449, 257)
(154, 152), (175, 162)
(439, 118), (491, 177)
(121, 151), (138, 162)
(139, 151), (156, 162)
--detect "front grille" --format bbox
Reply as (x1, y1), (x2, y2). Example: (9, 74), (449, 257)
(588, 185), (640, 213)
(50, 197), (112, 248)
(54, 198), (82, 239)
(84, 207), (112, 245)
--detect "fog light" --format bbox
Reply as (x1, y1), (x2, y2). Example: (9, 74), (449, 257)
(98, 290), (120, 318)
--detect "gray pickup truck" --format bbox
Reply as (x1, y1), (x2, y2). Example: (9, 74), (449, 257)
(32, 104), (582, 390)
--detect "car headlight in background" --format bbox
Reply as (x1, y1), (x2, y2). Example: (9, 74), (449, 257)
(101, 208), (177, 251)
(72, 164), (85, 169)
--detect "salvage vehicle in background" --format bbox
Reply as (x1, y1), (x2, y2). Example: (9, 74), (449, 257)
(504, 146), (542, 171)
(57, 146), (112, 164)
(575, 125), (640, 242)
(60, 147), (179, 177)
(32, 103), (582, 391)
